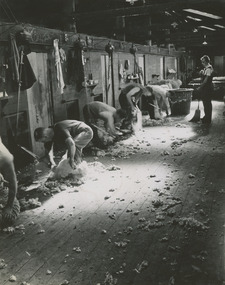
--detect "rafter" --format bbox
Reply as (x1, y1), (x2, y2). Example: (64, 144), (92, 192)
(75, 0), (224, 19)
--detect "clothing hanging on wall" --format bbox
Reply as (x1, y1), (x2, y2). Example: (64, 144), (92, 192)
(53, 39), (65, 94)
(133, 54), (144, 85)
(119, 62), (124, 80)
(8, 33), (36, 91)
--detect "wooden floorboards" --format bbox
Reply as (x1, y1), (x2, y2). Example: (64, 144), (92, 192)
(0, 100), (225, 285)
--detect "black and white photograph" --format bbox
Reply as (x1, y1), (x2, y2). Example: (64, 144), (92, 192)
(0, 0), (225, 284)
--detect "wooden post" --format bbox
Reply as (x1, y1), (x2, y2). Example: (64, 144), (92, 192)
(111, 53), (115, 107)
(147, 15), (152, 46)
(122, 16), (126, 42)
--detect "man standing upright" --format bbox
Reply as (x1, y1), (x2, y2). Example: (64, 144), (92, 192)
(197, 55), (214, 124)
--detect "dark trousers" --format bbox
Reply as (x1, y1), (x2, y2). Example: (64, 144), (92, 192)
(202, 96), (212, 122)
(119, 93), (136, 130)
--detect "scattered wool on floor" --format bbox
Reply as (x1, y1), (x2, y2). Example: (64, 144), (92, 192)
(51, 159), (88, 179)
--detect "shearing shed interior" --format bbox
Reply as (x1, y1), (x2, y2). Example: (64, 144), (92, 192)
(0, 0), (225, 284)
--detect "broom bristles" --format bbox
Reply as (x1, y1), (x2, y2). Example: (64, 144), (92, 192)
(189, 109), (201, 122)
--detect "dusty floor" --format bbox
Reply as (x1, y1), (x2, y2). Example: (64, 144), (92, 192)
(0, 100), (225, 285)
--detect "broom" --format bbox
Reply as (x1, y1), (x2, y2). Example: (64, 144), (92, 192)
(189, 100), (201, 122)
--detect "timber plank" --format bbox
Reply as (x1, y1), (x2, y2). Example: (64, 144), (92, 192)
(1, 101), (225, 284)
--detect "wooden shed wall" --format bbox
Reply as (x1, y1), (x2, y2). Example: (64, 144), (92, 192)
(0, 22), (192, 160)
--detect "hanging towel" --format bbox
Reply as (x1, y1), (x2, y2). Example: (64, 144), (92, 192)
(53, 39), (65, 94)
(119, 63), (124, 79)
(138, 69), (144, 85)
(19, 53), (37, 91)
(59, 47), (66, 62)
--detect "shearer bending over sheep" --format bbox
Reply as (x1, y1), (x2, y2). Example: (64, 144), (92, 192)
(0, 138), (20, 226)
(145, 84), (172, 119)
(34, 120), (93, 170)
(83, 101), (127, 147)
(118, 83), (152, 130)
(83, 101), (127, 137)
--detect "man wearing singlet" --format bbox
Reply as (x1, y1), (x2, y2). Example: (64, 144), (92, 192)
(34, 120), (93, 169)
(197, 55), (214, 124)
(119, 83), (152, 129)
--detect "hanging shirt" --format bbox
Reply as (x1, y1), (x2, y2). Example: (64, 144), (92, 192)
(8, 34), (36, 91)
(53, 39), (65, 94)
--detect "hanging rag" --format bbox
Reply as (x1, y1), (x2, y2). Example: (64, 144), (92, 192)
(53, 39), (65, 94)
(124, 59), (130, 70)
(59, 48), (66, 62)
(19, 52), (37, 91)
(138, 67), (144, 85)
(134, 55), (144, 85)
(119, 63), (124, 79)
(8, 33), (36, 91)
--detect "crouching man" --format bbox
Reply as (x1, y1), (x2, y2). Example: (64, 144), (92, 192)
(119, 83), (152, 130)
(0, 138), (20, 226)
(83, 101), (127, 147)
(34, 120), (93, 169)
(146, 84), (171, 119)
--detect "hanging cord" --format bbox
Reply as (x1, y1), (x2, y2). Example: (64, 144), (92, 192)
(2, 0), (18, 23)
(16, 47), (24, 137)
(134, 54), (137, 74)
(134, 54), (144, 85)
(88, 49), (92, 79)
(105, 54), (111, 99)
(107, 54), (111, 84)
(0, 0), (18, 23)
(0, 23), (18, 38)
(0, 0), (19, 39)
(82, 49), (90, 99)
(0, 1), (12, 22)
(118, 54), (121, 89)
(133, 54), (139, 82)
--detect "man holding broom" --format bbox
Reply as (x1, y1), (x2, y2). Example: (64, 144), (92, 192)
(194, 55), (214, 124)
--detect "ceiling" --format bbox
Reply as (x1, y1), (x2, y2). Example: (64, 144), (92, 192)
(75, 0), (225, 53)
(1, 0), (225, 53)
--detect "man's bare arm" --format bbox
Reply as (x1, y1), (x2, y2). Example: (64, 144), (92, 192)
(125, 87), (140, 108)
(99, 112), (118, 136)
(1, 160), (17, 209)
(47, 143), (56, 167)
(65, 137), (76, 168)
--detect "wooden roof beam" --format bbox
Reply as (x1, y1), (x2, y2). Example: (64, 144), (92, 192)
(75, 0), (224, 19)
